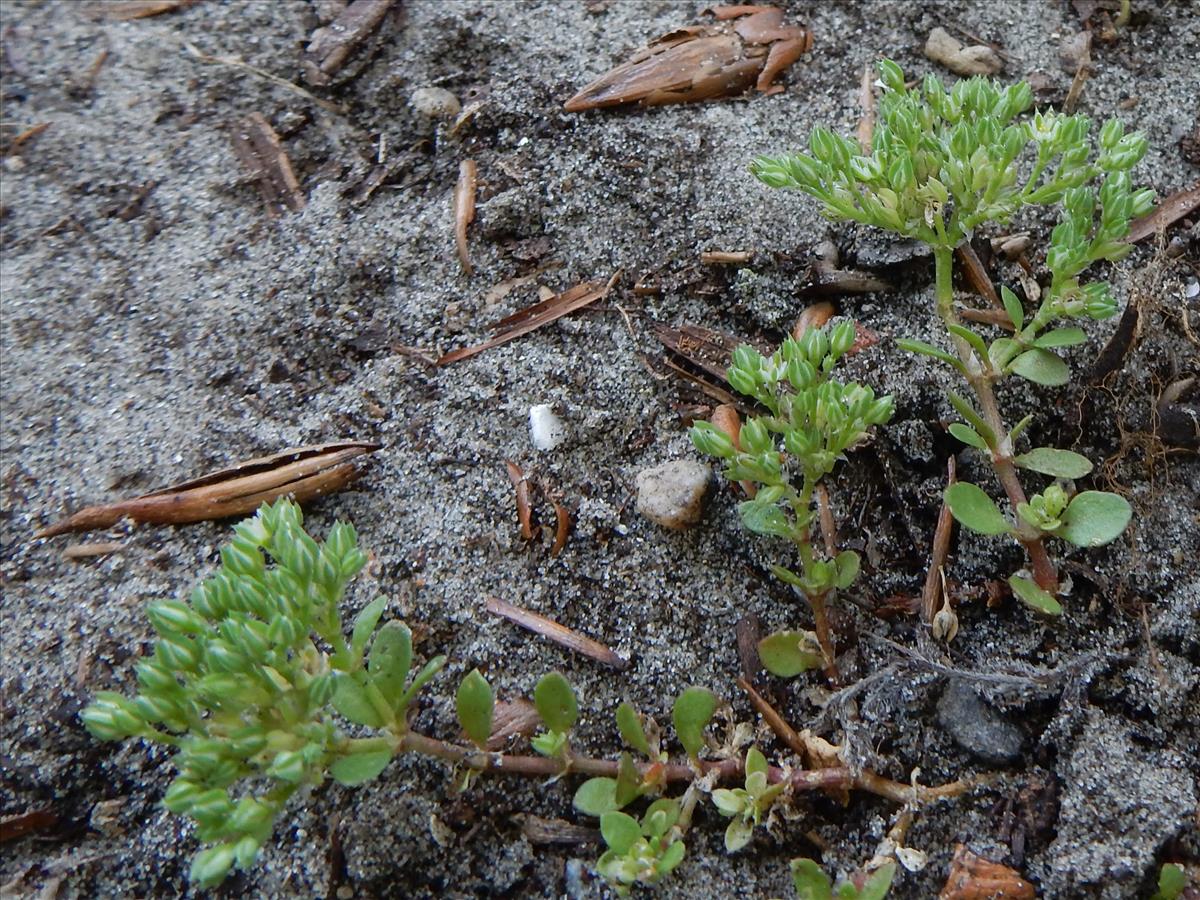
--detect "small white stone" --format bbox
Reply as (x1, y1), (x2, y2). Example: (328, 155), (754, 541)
(635, 460), (712, 530)
(529, 404), (567, 451)
(410, 87), (461, 119)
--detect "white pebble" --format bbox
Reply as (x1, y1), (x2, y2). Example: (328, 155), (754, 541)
(410, 87), (461, 119)
(635, 460), (712, 530)
(529, 404), (568, 451)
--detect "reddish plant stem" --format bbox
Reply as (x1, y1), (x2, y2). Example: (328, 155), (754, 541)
(921, 457), (957, 624)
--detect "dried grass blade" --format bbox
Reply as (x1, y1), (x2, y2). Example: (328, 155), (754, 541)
(505, 461), (534, 540)
(485, 596), (629, 670)
(454, 159), (477, 275)
(437, 273), (617, 365)
(37, 442), (378, 538)
(550, 500), (571, 557)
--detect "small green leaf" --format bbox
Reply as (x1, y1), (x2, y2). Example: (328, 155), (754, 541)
(534, 672), (578, 733)
(745, 746), (768, 778)
(949, 422), (988, 449)
(600, 811), (641, 854)
(724, 817), (753, 853)
(1034, 327), (1087, 348)
(946, 391), (996, 445)
(790, 858), (834, 900)
(573, 777), (619, 816)
(330, 750), (392, 786)
(944, 483), (1011, 535)
(1000, 285), (1024, 332)
(368, 621), (412, 707)
(896, 338), (964, 372)
(833, 550), (860, 589)
(642, 798), (681, 837)
(615, 752), (644, 807)
(1008, 574), (1063, 615)
(350, 595), (388, 658)
(1009, 413), (1034, 443)
(1056, 490), (1131, 547)
(1153, 863), (1188, 900)
(657, 838), (686, 874)
(737, 499), (793, 539)
(1014, 447), (1093, 478)
(769, 564), (805, 589)
(673, 686), (718, 758)
(332, 673), (383, 728)
(859, 862), (897, 900)
(946, 323), (989, 360)
(615, 702), (652, 757)
(758, 631), (823, 678)
(455, 668), (494, 748)
(395, 655), (446, 714)
(1010, 348), (1070, 385)
(989, 337), (1021, 371)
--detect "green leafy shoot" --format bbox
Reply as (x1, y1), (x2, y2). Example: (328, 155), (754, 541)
(711, 747), (787, 852)
(595, 799), (687, 895)
(691, 322), (893, 675)
(790, 858), (896, 900)
(531, 672), (578, 759)
(1150, 863), (1191, 900)
(81, 499), (444, 888)
(456, 669), (494, 749)
(672, 687), (718, 759)
(753, 58), (1148, 604)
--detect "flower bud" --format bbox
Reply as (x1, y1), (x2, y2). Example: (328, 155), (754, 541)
(189, 843), (236, 888)
(157, 636), (200, 672)
(146, 600), (207, 636)
(691, 423), (736, 459)
(1099, 117), (1124, 150)
(739, 418), (772, 455)
(878, 59), (905, 93)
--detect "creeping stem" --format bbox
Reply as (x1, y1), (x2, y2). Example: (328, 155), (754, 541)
(932, 246), (1059, 592)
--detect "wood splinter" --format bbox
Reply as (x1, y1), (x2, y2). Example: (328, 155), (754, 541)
(230, 113), (305, 217)
(485, 596), (629, 670)
(454, 159), (477, 275)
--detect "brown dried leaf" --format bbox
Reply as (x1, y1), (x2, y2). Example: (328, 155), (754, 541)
(100, 0), (194, 20)
(487, 698), (541, 750)
(437, 273), (618, 365)
(939, 844), (1036, 899)
(230, 113), (305, 217)
(505, 461), (534, 540)
(37, 441), (379, 538)
(485, 595), (629, 669)
(454, 159), (477, 275)
(1125, 181), (1200, 244)
(925, 27), (1002, 76)
(303, 0), (394, 86)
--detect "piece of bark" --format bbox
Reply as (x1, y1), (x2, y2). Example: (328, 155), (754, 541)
(505, 461), (534, 541)
(485, 596), (629, 670)
(1088, 289), (1144, 382)
(37, 442), (378, 538)
(230, 113), (305, 217)
(925, 27), (1002, 76)
(564, 6), (811, 111)
(700, 250), (754, 264)
(100, 0), (194, 20)
(653, 323), (748, 384)
(454, 159), (477, 276)
(921, 457), (957, 625)
(303, 0), (394, 86)
(939, 844), (1035, 899)
(486, 698), (541, 750)
(1125, 181), (1200, 244)
(437, 273), (618, 365)
(735, 613), (762, 682)
(0, 809), (60, 844)
(517, 815), (599, 845)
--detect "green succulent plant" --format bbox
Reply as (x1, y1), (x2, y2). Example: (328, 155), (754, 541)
(751, 59), (1148, 613)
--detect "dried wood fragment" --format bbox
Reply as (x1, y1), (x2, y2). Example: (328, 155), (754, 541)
(939, 844), (1035, 900)
(1088, 288), (1144, 382)
(1, 122), (50, 158)
(564, 6), (811, 111)
(1125, 181), (1200, 244)
(735, 613), (762, 682)
(700, 249), (754, 264)
(487, 698), (541, 750)
(437, 273), (619, 365)
(516, 815), (599, 845)
(550, 499), (571, 557)
(505, 461), (534, 540)
(0, 808), (60, 844)
(921, 457), (957, 625)
(230, 113), (305, 217)
(653, 322), (746, 383)
(303, 0), (394, 86)
(956, 243), (1004, 310)
(485, 596), (629, 669)
(856, 63), (876, 152)
(101, 0), (194, 20)
(925, 27), (1002, 76)
(454, 159), (477, 276)
(62, 541), (125, 561)
(37, 441), (378, 538)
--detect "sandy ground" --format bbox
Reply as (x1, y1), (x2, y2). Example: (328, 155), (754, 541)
(1, 0), (1198, 897)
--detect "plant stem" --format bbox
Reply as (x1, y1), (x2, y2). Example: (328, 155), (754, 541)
(932, 245), (1059, 593)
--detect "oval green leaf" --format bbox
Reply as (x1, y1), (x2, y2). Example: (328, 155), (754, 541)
(896, 337), (965, 372)
(790, 858), (834, 900)
(1009, 348), (1070, 385)
(758, 631), (823, 678)
(833, 550), (860, 589)
(860, 862), (897, 900)
(573, 777), (619, 816)
(368, 620), (412, 707)
(330, 749), (392, 786)
(949, 422), (987, 449)
(673, 686), (718, 758)
(614, 752), (644, 807)
(332, 673), (383, 728)
(615, 702), (651, 757)
(350, 595), (388, 658)
(944, 482), (1011, 535)
(1056, 490), (1132, 547)
(738, 499), (793, 538)
(657, 838), (686, 875)
(600, 811), (641, 854)
(534, 672), (578, 733)
(455, 668), (494, 748)
(1008, 574), (1063, 615)
(1034, 327), (1087, 348)
(1000, 285), (1024, 332)
(1014, 447), (1093, 478)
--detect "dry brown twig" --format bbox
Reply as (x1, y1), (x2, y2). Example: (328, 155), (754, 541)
(454, 159), (477, 275)
(303, 0), (394, 87)
(485, 596), (629, 670)
(229, 113), (305, 217)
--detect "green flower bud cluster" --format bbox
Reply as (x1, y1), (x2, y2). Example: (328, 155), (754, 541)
(81, 499), (435, 888)
(596, 799), (687, 896)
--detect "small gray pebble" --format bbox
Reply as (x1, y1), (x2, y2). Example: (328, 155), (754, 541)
(410, 87), (461, 118)
(936, 679), (1024, 764)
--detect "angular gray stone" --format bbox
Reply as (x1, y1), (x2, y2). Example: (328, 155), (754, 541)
(635, 461), (711, 530)
(936, 679), (1024, 764)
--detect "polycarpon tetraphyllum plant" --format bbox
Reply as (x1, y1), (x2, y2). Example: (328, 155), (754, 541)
(751, 59), (1149, 614)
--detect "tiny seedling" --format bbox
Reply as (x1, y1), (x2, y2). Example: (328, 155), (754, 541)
(791, 858), (896, 900)
(692, 322), (893, 677)
(594, 800), (688, 895)
(711, 746), (787, 852)
(752, 59), (1148, 613)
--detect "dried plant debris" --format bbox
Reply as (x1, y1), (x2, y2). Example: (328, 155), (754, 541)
(1126, 181), (1200, 244)
(37, 441), (379, 538)
(437, 273), (618, 365)
(485, 596), (629, 669)
(454, 159), (477, 275)
(230, 113), (305, 217)
(924, 26), (1002, 76)
(1157, 376), (1199, 450)
(303, 0), (395, 87)
(564, 5), (811, 111)
(98, 0), (195, 20)
(939, 844), (1035, 899)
